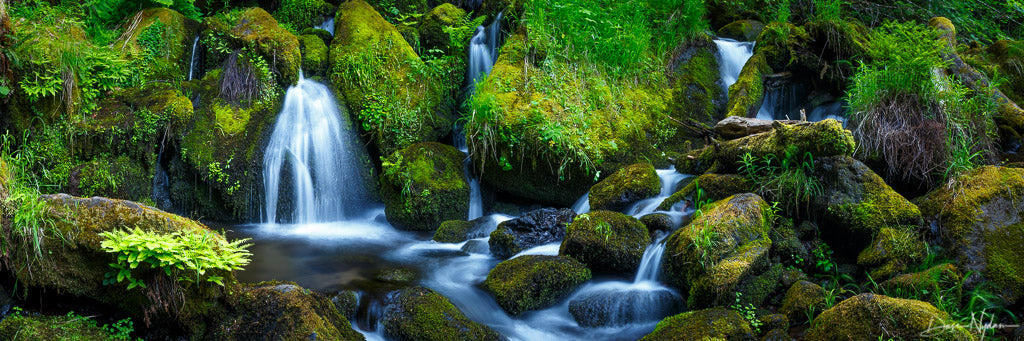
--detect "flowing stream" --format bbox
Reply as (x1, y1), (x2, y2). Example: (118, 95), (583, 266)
(714, 38), (755, 97)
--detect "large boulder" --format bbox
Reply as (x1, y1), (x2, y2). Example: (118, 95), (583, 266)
(380, 142), (469, 231)
(559, 210), (651, 274)
(639, 308), (755, 341)
(121, 8), (200, 82)
(299, 34), (329, 78)
(662, 193), (773, 308)
(917, 166), (1024, 303)
(588, 163), (661, 211)
(669, 35), (725, 130)
(381, 286), (502, 341)
(483, 255), (591, 315)
(419, 3), (468, 55)
(856, 227), (927, 279)
(723, 52), (771, 118)
(805, 294), (971, 340)
(489, 208), (574, 259)
(211, 282), (364, 340)
(329, 0), (450, 156)
(216, 7), (302, 85)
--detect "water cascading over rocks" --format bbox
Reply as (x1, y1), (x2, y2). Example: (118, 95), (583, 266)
(262, 75), (371, 224)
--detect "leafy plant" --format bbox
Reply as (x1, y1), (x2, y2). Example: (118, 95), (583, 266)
(99, 227), (252, 290)
(738, 148), (822, 216)
(731, 292), (763, 333)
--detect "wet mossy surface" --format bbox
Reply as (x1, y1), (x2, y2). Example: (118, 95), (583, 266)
(560, 210), (651, 274)
(432, 219), (476, 243)
(212, 281), (364, 340)
(483, 255), (591, 315)
(856, 227), (927, 279)
(381, 286), (502, 341)
(717, 20), (765, 42)
(380, 142), (469, 231)
(778, 280), (825, 324)
(639, 308), (754, 341)
(658, 173), (751, 211)
(805, 293), (972, 340)
(0, 312), (129, 341)
(588, 163), (660, 211)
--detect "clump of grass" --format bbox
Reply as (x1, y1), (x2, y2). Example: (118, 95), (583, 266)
(738, 147), (822, 216)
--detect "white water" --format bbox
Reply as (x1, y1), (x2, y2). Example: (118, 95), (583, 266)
(187, 36), (200, 81)
(467, 12), (503, 90)
(262, 74), (371, 224)
(624, 168), (689, 217)
(316, 17), (335, 35)
(714, 38), (755, 97)
(571, 192), (590, 214)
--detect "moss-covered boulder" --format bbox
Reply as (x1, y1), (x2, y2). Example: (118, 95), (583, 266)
(420, 3), (468, 55)
(917, 166), (1024, 303)
(856, 227), (927, 279)
(215, 7), (302, 85)
(299, 34), (329, 78)
(274, 0), (335, 30)
(778, 280), (825, 324)
(669, 35), (725, 129)
(724, 52), (771, 118)
(879, 264), (963, 307)
(658, 173), (751, 211)
(212, 282), (363, 340)
(483, 255), (591, 315)
(380, 142), (469, 231)
(717, 20), (765, 42)
(0, 311), (131, 340)
(560, 210), (651, 274)
(588, 163), (661, 211)
(489, 208), (574, 259)
(121, 7), (200, 82)
(662, 193), (773, 308)
(1, 194), (236, 334)
(331, 290), (360, 319)
(330, 0), (450, 156)
(639, 308), (755, 341)
(676, 120), (855, 175)
(805, 294), (972, 340)
(433, 219), (475, 243)
(811, 156), (923, 256)
(381, 286), (502, 341)
(640, 213), (676, 236)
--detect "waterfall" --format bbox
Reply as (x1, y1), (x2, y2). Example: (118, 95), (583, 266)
(571, 192), (590, 214)
(625, 168), (688, 217)
(714, 38), (755, 97)
(467, 12), (503, 91)
(634, 233), (670, 283)
(453, 130), (483, 220)
(187, 36), (201, 81)
(316, 17), (335, 35)
(262, 74), (370, 224)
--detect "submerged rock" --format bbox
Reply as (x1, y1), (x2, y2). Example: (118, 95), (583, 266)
(212, 282), (363, 340)
(483, 255), (591, 315)
(568, 287), (684, 327)
(805, 294), (971, 340)
(560, 210), (651, 274)
(639, 308), (754, 341)
(588, 163), (661, 211)
(489, 208), (574, 259)
(917, 166), (1024, 303)
(381, 142), (470, 231)
(381, 286), (502, 341)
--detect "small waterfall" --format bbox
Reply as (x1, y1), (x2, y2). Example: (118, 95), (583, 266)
(187, 36), (201, 81)
(453, 130), (483, 220)
(316, 17), (335, 35)
(571, 192), (590, 214)
(756, 80), (802, 120)
(714, 38), (755, 97)
(625, 168), (688, 217)
(467, 12), (503, 90)
(263, 74), (371, 224)
(633, 233), (669, 283)
(151, 145), (173, 211)
(808, 100), (847, 123)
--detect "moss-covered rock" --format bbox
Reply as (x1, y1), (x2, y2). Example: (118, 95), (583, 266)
(676, 120), (855, 175)
(588, 163), (660, 211)
(433, 219), (476, 243)
(0, 312), (129, 340)
(724, 52), (772, 118)
(560, 210), (651, 274)
(805, 294), (972, 340)
(420, 3), (468, 54)
(205, 7), (302, 86)
(380, 142), (469, 231)
(662, 193), (773, 308)
(331, 290), (360, 319)
(856, 227), (927, 279)
(917, 166), (1024, 303)
(299, 34), (329, 78)
(330, 0), (450, 156)
(2, 194), (234, 334)
(121, 7), (200, 82)
(489, 207), (574, 259)
(67, 155), (151, 203)
(381, 286), (502, 341)
(639, 308), (755, 341)
(211, 282), (363, 340)
(808, 156), (923, 257)
(658, 173), (751, 211)
(669, 35), (725, 130)
(274, 0), (335, 30)
(640, 213), (676, 237)
(778, 280), (825, 324)
(986, 40), (1024, 105)
(717, 20), (765, 42)
(879, 264), (963, 308)
(483, 255), (591, 315)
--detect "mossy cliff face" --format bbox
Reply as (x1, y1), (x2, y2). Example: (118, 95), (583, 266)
(381, 286), (502, 341)
(0, 194), (231, 334)
(211, 282), (364, 340)
(662, 193), (773, 308)
(329, 0), (450, 156)
(677, 120), (855, 175)
(917, 166), (1024, 303)
(588, 163), (660, 211)
(380, 142), (470, 231)
(483, 255), (591, 315)
(639, 308), (754, 341)
(805, 294), (972, 340)
(559, 210), (651, 274)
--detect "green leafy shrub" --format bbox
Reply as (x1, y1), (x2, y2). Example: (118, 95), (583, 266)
(99, 227), (252, 290)
(274, 0), (331, 31)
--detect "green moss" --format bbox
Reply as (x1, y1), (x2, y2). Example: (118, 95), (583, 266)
(725, 52), (771, 118)
(230, 8), (302, 85)
(0, 311), (131, 340)
(986, 40), (1024, 105)
(381, 142), (469, 231)
(805, 294), (972, 341)
(717, 20), (765, 41)
(669, 37), (723, 128)
(639, 308), (754, 341)
(483, 255), (591, 315)
(560, 210), (651, 274)
(274, 0), (334, 30)
(588, 163), (660, 211)
(419, 3), (468, 54)
(212, 282), (363, 340)
(778, 280), (826, 324)
(857, 227), (927, 279)
(432, 220), (475, 243)
(880, 264), (963, 307)
(210, 101), (251, 136)
(382, 286), (501, 341)
(688, 238), (771, 309)
(299, 34), (329, 78)
(74, 155), (150, 202)
(124, 8), (196, 82)
(658, 174), (751, 211)
(755, 22), (812, 72)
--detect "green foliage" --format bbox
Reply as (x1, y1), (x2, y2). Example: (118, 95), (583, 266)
(738, 148), (821, 216)
(0, 134), (65, 266)
(274, 0), (331, 32)
(813, 0), (842, 22)
(84, 0), (201, 29)
(441, 14), (486, 55)
(730, 292), (762, 333)
(99, 227), (252, 290)
(849, 0), (1024, 43)
(1, 307), (140, 340)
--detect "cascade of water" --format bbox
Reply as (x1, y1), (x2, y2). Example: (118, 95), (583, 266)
(262, 74), (371, 224)
(317, 17), (335, 35)
(571, 192), (590, 214)
(714, 38), (755, 97)
(454, 130), (484, 220)
(807, 100), (847, 123)
(151, 145), (173, 211)
(626, 168), (689, 217)
(467, 12), (503, 91)
(187, 36), (201, 81)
